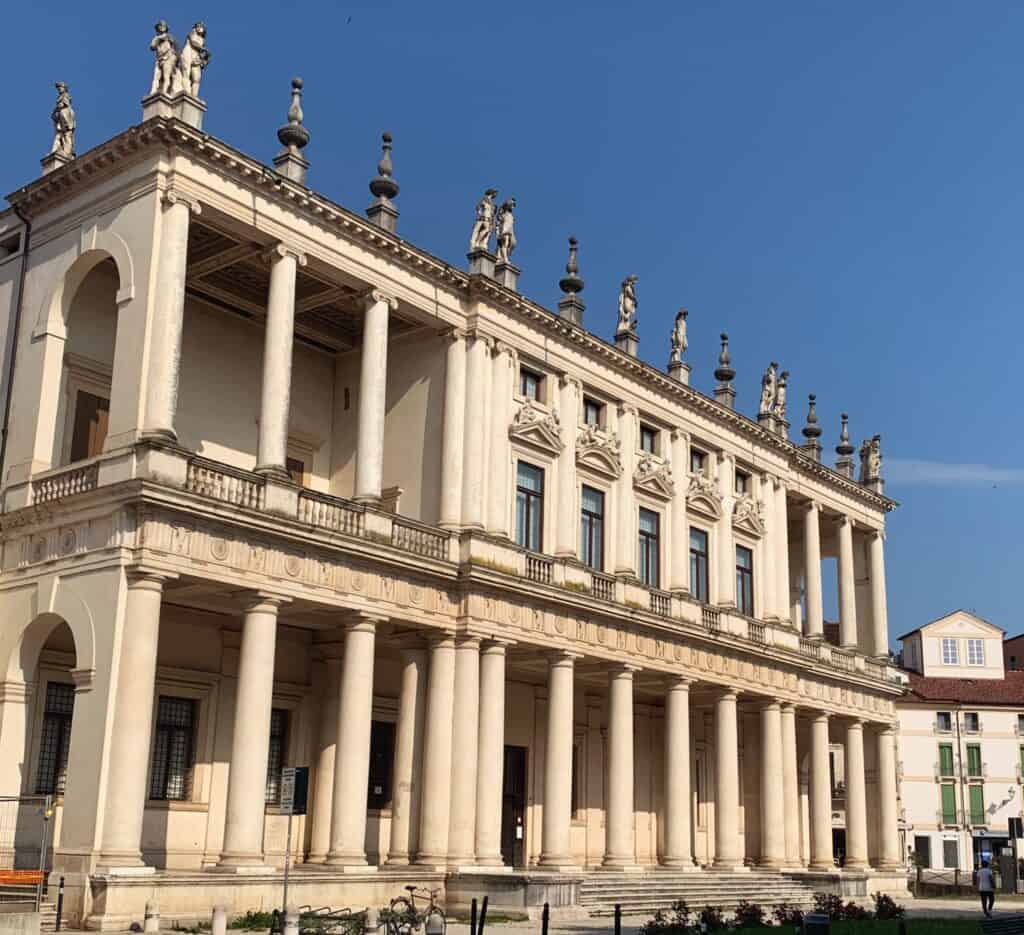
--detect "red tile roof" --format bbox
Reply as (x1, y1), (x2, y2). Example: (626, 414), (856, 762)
(905, 671), (1024, 705)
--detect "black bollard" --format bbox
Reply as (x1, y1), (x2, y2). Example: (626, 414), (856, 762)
(55, 876), (65, 932)
(470, 898), (478, 935)
(478, 895), (489, 935)
(614, 904), (621, 935)
(541, 903), (549, 935)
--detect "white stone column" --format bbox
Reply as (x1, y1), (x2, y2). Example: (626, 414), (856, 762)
(354, 290), (397, 502)
(326, 615), (379, 866)
(780, 703), (801, 867)
(760, 475), (778, 620)
(540, 652), (577, 868)
(662, 676), (696, 868)
(837, 516), (858, 649)
(448, 637), (481, 866)
(98, 571), (172, 867)
(775, 480), (793, 626)
(808, 712), (833, 870)
(416, 635), (456, 868)
(869, 531), (889, 657)
(604, 665), (638, 869)
(308, 656), (341, 863)
(876, 725), (902, 869)
(803, 501), (824, 639)
(716, 454), (736, 607)
(487, 344), (516, 537)
(475, 641), (508, 866)
(386, 645), (427, 866)
(219, 594), (286, 868)
(439, 330), (467, 529)
(255, 245), (306, 477)
(713, 689), (742, 869)
(144, 191), (199, 439)
(844, 720), (868, 869)
(614, 405), (637, 576)
(461, 333), (493, 528)
(758, 701), (785, 868)
(555, 376), (581, 557)
(669, 431), (690, 593)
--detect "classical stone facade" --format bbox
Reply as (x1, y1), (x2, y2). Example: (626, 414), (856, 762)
(0, 64), (905, 928)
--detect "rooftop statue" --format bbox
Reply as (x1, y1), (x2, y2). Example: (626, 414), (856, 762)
(669, 309), (688, 363)
(495, 198), (517, 262)
(859, 435), (882, 482)
(617, 275), (638, 333)
(148, 21), (179, 96)
(49, 82), (76, 158)
(469, 188), (498, 252)
(173, 22), (210, 98)
(759, 362), (778, 416)
(773, 370), (789, 421)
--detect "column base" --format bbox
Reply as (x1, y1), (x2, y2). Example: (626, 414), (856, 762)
(101, 865), (156, 877)
(322, 863), (377, 874)
(757, 858), (786, 870)
(601, 861), (644, 872)
(414, 861), (450, 872)
(874, 861), (904, 872)
(808, 860), (836, 871)
(537, 857), (579, 873)
(255, 464), (292, 482)
(843, 861), (870, 871)
(712, 860), (749, 872)
(383, 855), (410, 867)
(659, 859), (699, 871)
(325, 853), (371, 870)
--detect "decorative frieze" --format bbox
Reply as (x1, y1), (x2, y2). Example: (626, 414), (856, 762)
(576, 424), (623, 479)
(732, 495), (766, 537)
(508, 399), (563, 455)
(633, 453), (674, 500)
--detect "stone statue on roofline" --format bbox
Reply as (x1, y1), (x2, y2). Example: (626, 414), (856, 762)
(495, 198), (517, 262)
(49, 83), (76, 158)
(669, 309), (688, 363)
(859, 435), (882, 483)
(173, 22), (210, 97)
(149, 21), (179, 96)
(773, 370), (789, 421)
(469, 188), (498, 252)
(759, 362), (778, 416)
(617, 275), (638, 334)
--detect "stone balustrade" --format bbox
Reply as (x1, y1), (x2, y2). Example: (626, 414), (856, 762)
(31, 461), (100, 504)
(186, 456), (265, 510)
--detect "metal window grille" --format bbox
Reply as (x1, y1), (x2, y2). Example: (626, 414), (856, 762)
(35, 682), (74, 795)
(265, 708), (289, 804)
(149, 696), (196, 801)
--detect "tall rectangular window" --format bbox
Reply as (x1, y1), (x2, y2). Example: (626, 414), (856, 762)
(940, 783), (957, 824)
(735, 545), (754, 616)
(515, 461), (544, 552)
(936, 711), (952, 732)
(519, 367), (541, 401)
(967, 639), (985, 666)
(969, 785), (985, 825)
(690, 527), (709, 603)
(639, 425), (658, 455)
(368, 721), (396, 810)
(580, 485), (604, 570)
(265, 708), (289, 805)
(638, 508), (660, 588)
(734, 471), (750, 496)
(966, 744), (982, 778)
(942, 638), (959, 665)
(964, 712), (980, 733)
(690, 449), (706, 476)
(69, 390), (110, 462)
(35, 682), (74, 795)
(938, 743), (954, 777)
(583, 398), (602, 427)
(149, 696), (196, 801)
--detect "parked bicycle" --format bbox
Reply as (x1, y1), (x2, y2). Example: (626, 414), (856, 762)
(383, 886), (446, 935)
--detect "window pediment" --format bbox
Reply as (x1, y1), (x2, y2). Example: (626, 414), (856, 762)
(732, 494), (766, 537)
(633, 453), (675, 500)
(686, 473), (722, 520)
(576, 424), (622, 479)
(509, 399), (563, 455)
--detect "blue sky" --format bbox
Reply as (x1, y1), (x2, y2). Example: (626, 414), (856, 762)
(5, 2), (1022, 642)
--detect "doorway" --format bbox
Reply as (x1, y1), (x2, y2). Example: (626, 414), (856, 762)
(832, 828), (846, 867)
(500, 745), (527, 867)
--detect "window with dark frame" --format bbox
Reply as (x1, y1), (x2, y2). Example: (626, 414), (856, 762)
(638, 508), (660, 588)
(580, 485), (604, 570)
(515, 461), (544, 552)
(690, 448), (706, 476)
(519, 367), (542, 401)
(936, 711), (952, 732)
(69, 390), (110, 463)
(286, 456), (306, 486)
(583, 398), (603, 427)
(35, 682), (74, 795)
(639, 425), (658, 455)
(265, 708), (289, 805)
(964, 712), (980, 733)
(368, 720), (396, 810)
(966, 744), (982, 778)
(149, 696), (196, 801)
(734, 471), (750, 496)
(735, 545), (754, 616)
(690, 527), (709, 603)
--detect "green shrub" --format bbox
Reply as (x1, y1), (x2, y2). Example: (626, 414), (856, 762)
(733, 901), (766, 927)
(697, 906), (726, 931)
(641, 899), (691, 935)
(772, 903), (804, 926)
(812, 893), (845, 920)
(228, 910), (276, 930)
(872, 892), (905, 920)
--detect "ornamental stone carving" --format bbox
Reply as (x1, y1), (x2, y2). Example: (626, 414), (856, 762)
(859, 435), (882, 483)
(686, 472), (723, 520)
(633, 453), (675, 500)
(732, 494), (766, 536)
(508, 398), (563, 455)
(49, 83), (76, 158)
(575, 423), (623, 478)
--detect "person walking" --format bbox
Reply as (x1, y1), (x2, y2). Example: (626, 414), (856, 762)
(977, 858), (996, 916)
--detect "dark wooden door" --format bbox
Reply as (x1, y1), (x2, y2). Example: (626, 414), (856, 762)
(500, 745), (527, 867)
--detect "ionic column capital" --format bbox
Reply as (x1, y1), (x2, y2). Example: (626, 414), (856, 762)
(809, 710), (830, 725)
(346, 611), (387, 633)
(758, 698), (782, 712)
(492, 340), (517, 360)
(359, 287), (398, 311)
(161, 188), (202, 215)
(804, 498), (819, 514)
(665, 674), (695, 691)
(439, 325), (467, 344)
(617, 402), (638, 418)
(715, 687), (739, 701)
(547, 649), (581, 669)
(265, 242), (308, 267)
(870, 528), (886, 543)
(241, 590), (292, 614)
(481, 637), (514, 655)
(608, 663), (641, 679)
(126, 566), (178, 590)
(559, 373), (582, 391)
(835, 513), (854, 530)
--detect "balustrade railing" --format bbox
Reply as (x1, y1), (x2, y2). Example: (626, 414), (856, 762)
(864, 659), (885, 680)
(32, 462), (100, 504)
(525, 552), (553, 585)
(649, 589), (672, 618)
(391, 517), (449, 561)
(831, 649), (855, 672)
(748, 621), (766, 644)
(186, 457), (265, 510)
(799, 638), (822, 660)
(591, 572), (615, 602)
(297, 490), (365, 537)
(701, 606), (721, 633)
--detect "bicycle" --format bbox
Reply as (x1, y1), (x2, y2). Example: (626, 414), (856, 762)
(384, 886), (446, 935)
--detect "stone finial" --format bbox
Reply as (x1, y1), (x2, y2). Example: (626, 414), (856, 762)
(367, 132), (399, 233)
(557, 236), (586, 325)
(835, 412), (856, 478)
(42, 82), (76, 175)
(859, 434), (884, 493)
(801, 393), (823, 462)
(668, 309), (690, 385)
(713, 332), (736, 409)
(273, 78), (310, 184)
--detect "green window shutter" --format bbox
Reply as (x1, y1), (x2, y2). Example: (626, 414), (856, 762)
(939, 744), (954, 776)
(941, 784), (956, 823)
(967, 745), (982, 777)
(969, 785), (985, 824)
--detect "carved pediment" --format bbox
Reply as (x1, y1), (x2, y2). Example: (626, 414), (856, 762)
(732, 495), (766, 537)
(686, 473), (722, 520)
(575, 424), (622, 478)
(509, 399), (563, 455)
(633, 454), (675, 500)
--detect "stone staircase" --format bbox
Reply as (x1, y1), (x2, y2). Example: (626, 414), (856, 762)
(578, 869), (818, 917)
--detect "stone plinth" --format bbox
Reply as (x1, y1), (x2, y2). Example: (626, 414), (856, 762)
(142, 92), (206, 130)
(615, 330), (638, 357)
(714, 385), (736, 409)
(467, 249), (496, 278)
(494, 261), (520, 291)
(366, 200), (398, 233)
(40, 152), (73, 176)
(558, 295), (585, 325)
(668, 361), (690, 385)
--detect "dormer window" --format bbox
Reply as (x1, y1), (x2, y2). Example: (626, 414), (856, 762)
(640, 424), (658, 455)
(519, 367), (542, 402)
(966, 639), (985, 667)
(583, 398), (603, 427)
(941, 638), (959, 666)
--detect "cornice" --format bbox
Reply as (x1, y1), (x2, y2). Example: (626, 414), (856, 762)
(6, 116), (896, 515)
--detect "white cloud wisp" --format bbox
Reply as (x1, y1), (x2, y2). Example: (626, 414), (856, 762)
(884, 459), (1024, 486)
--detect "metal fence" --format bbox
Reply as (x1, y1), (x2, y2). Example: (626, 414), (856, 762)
(0, 795), (54, 911)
